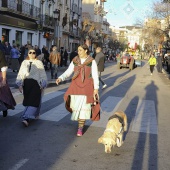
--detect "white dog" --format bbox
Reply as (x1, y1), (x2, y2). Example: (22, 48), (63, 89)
(98, 111), (128, 153)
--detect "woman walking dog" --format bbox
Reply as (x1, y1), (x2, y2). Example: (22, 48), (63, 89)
(56, 44), (100, 136)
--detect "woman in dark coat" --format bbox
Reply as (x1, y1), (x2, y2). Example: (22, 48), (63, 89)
(0, 50), (16, 117)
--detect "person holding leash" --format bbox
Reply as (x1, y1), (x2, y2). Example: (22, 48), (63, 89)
(56, 44), (100, 137)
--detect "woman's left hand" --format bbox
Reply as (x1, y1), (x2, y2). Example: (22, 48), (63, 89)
(93, 89), (99, 105)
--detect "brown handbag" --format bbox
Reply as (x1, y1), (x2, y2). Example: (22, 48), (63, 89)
(65, 95), (72, 113)
(91, 102), (100, 121)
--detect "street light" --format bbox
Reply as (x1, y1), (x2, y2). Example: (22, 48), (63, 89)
(53, 9), (60, 46)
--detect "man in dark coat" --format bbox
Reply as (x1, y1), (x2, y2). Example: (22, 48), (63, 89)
(60, 47), (64, 67)
(63, 49), (68, 66)
(69, 49), (78, 63)
(156, 52), (163, 73)
(95, 47), (107, 89)
(4, 42), (12, 65)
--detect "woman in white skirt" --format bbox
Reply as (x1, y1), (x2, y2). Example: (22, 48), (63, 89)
(56, 44), (99, 136)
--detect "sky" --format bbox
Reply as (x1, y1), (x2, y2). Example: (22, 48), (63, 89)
(104, 0), (157, 27)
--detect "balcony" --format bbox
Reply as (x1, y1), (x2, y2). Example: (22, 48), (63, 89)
(0, 0), (40, 20)
(69, 26), (80, 38)
(39, 14), (55, 30)
(72, 3), (78, 14)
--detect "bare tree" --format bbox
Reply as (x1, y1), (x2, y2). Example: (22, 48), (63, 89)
(135, 0), (170, 52)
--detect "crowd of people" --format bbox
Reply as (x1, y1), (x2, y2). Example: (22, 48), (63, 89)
(147, 49), (170, 75)
(0, 42), (108, 137)
(2, 39), (170, 136)
(0, 41), (74, 73)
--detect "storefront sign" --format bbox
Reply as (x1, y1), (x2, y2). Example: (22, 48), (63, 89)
(18, 21), (25, 27)
(0, 15), (37, 30)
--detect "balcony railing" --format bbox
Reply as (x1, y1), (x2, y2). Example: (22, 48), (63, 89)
(39, 14), (55, 28)
(1, 0), (40, 19)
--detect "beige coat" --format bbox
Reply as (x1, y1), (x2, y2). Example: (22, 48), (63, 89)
(49, 52), (61, 65)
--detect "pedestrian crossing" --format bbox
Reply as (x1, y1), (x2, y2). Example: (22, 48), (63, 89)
(6, 90), (158, 134)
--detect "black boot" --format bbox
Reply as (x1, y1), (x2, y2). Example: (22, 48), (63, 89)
(3, 110), (8, 117)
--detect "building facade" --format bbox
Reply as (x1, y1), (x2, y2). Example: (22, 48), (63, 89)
(0, 0), (40, 47)
(82, 0), (108, 50)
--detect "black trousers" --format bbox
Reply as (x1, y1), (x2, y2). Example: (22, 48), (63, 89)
(98, 72), (105, 85)
(150, 65), (155, 73)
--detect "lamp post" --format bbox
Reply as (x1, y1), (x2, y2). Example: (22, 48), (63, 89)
(53, 9), (60, 46)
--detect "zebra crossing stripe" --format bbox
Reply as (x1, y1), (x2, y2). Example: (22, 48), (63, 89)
(131, 99), (158, 134)
(7, 93), (158, 134)
(86, 96), (123, 128)
(40, 103), (69, 122)
(8, 91), (64, 116)
(42, 91), (64, 102)
(10, 87), (22, 97)
(9, 158), (29, 170)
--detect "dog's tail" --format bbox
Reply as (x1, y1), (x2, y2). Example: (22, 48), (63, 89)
(115, 111), (128, 132)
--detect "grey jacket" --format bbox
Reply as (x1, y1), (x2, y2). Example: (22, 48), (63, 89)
(95, 51), (105, 72)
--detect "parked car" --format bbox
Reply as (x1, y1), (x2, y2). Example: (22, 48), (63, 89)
(117, 53), (135, 70)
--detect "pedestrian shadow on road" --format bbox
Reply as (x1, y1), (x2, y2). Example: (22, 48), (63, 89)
(130, 80), (158, 170)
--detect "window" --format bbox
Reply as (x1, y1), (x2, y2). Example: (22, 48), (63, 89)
(16, 31), (22, 47)
(2, 29), (10, 44)
(27, 33), (32, 45)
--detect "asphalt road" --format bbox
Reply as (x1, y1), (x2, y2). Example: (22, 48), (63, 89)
(1, 61), (170, 170)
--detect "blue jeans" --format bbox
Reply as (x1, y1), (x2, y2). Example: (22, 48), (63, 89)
(51, 64), (58, 79)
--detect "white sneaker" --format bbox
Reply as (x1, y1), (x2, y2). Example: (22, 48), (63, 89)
(102, 84), (107, 89)
(151, 73), (153, 75)
(22, 120), (29, 127)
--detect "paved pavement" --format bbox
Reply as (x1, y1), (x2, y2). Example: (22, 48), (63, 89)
(2, 60), (170, 170)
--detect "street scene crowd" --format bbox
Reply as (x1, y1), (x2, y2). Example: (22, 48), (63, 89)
(0, 42), (109, 136)
(0, 39), (170, 135)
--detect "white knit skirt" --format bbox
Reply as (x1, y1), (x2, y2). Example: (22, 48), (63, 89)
(70, 95), (92, 121)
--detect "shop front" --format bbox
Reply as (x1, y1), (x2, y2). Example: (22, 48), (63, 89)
(0, 15), (38, 47)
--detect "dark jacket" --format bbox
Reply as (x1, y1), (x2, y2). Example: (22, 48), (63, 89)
(4, 45), (12, 55)
(70, 51), (78, 62)
(95, 51), (105, 72)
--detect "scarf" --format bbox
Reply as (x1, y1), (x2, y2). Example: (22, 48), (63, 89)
(72, 56), (93, 82)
